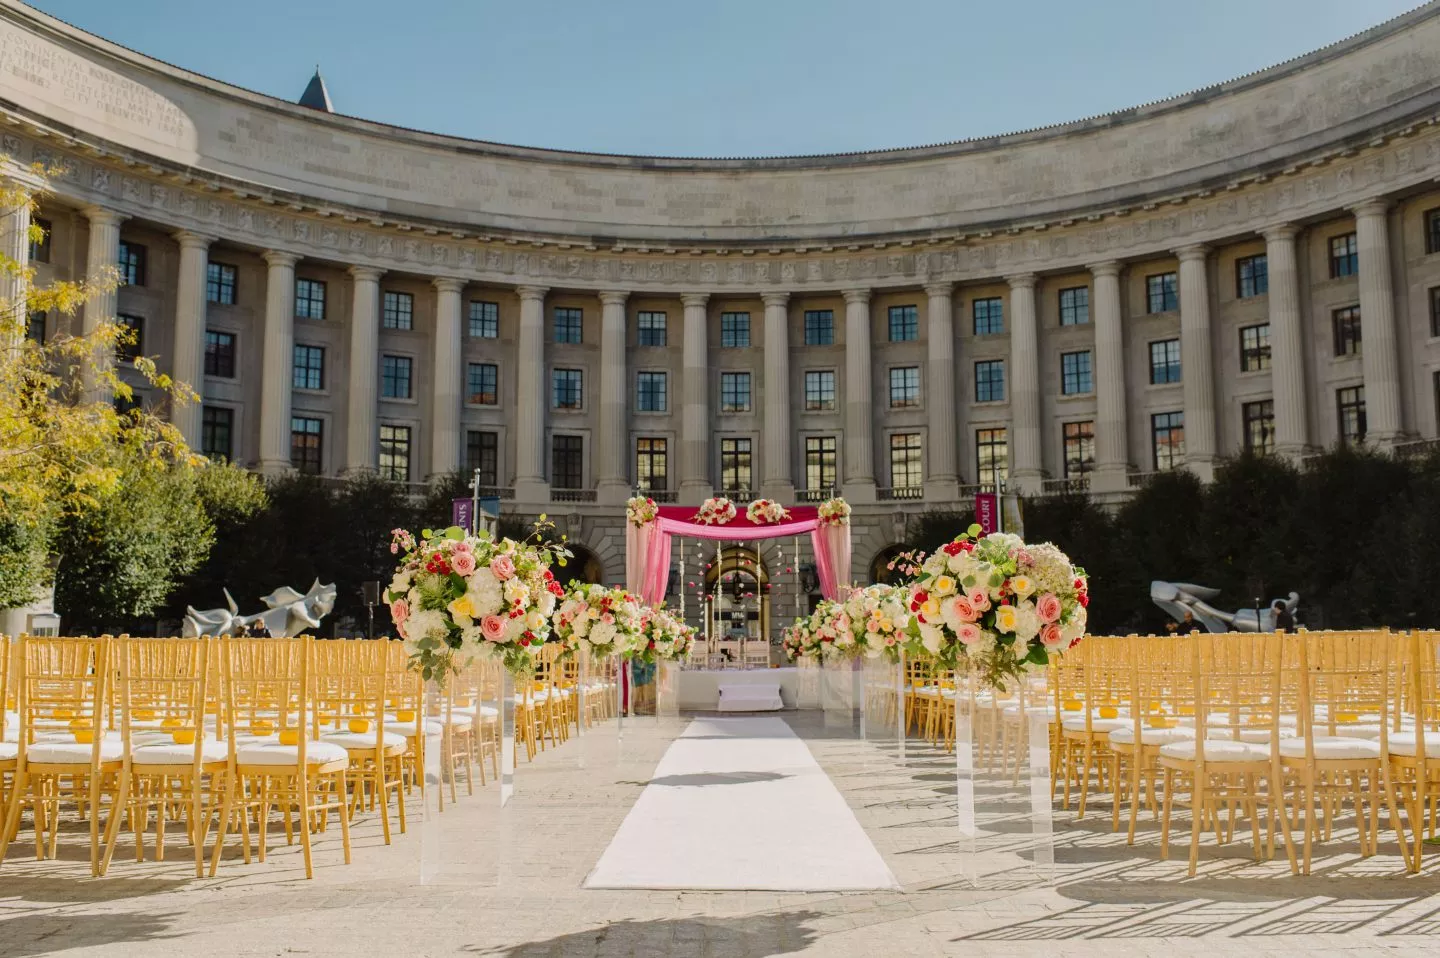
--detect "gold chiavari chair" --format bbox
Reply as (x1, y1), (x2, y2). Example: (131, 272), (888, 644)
(1385, 629), (1440, 873)
(1057, 635), (1127, 818)
(315, 640), (408, 845)
(1107, 634), (1197, 842)
(99, 637), (227, 876)
(1, 634), (13, 811)
(0, 636), (120, 876)
(209, 636), (351, 879)
(380, 639), (430, 796)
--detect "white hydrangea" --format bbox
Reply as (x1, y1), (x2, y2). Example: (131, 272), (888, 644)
(465, 568), (504, 617)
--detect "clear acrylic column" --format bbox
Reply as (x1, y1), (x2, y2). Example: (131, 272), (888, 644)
(797, 655), (820, 710)
(657, 659), (679, 719)
(861, 654), (904, 761)
(955, 665), (1054, 885)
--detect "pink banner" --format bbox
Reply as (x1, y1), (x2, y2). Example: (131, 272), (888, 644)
(975, 492), (998, 535)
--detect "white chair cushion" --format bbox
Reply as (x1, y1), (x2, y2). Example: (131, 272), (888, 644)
(27, 739), (124, 764)
(1207, 727), (1293, 744)
(236, 741), (348, 766)
(450, 705), (499, 719)
(1003, 704), (1058, 720)
(1312, 722), (1389, 740)
(431, 713), (474, 728)
(0, 740), (16, 761)
(383, 716), (444, 736)
(320, 731), (407, 750)
(1385, 732), (1440, 759)
(132, 740), (230, 765)
(1159, 739), (1269, 762)
(1109, 725), (1196, 746)
(1062, 716), (1129, 733)
(1278, 736), (1381, 761)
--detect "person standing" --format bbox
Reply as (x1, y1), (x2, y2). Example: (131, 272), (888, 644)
(1272, 600), (1295, 632)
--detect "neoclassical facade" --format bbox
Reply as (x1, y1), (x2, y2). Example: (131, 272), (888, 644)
(4, 0), (1440, 586)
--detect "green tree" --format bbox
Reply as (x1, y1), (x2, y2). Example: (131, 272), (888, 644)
(1197, 453), (1304, 612)
(1113, 469), (1206, 634)
(1022, 492), (1128, 632)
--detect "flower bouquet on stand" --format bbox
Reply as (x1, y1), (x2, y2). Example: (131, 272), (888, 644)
(843, 583), (911, 661)
(553, 583), (643, 660)
(635, 607), (697, 663)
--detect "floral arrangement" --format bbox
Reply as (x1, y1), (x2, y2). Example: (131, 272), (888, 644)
(553, 583), (644, 658)
(781, 599), (853, 660)
(745, 498), (791, 525)
(626, 495), (659, 527)
(817, 497), (851, 527)
(635, 607), (697, 663)
(693, 496), (737, 525)
(906, 525), (1088, 689)
(842, 584), (910, 660)
(386, 523), (569, 680)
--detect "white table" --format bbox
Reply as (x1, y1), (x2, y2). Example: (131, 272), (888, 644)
(678, 667), (798, 711)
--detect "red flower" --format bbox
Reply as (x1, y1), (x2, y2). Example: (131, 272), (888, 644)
(943, 541), (965, 557)
(1079, 594), (1090, 608)
(543, 569), (555, 581)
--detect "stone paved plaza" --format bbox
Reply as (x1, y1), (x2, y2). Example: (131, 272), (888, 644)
(2, 712), (1438, 958)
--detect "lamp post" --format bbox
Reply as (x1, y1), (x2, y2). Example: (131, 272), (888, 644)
(362, 580), (381, 641)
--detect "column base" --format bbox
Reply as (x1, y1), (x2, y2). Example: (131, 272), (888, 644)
(678, 480), (714, 508)
(513, 478), (551, 509)
(258, 459), (294, 479)
(1010, 472), (1045, 497)
(924, 476), (961, 505)
(1089, 466), (1130, 495)
(1184, 458), (1216, 483)
(759, 479), (795, 502)
(596, 480), (631, 507)
(842, 479), (877, 505)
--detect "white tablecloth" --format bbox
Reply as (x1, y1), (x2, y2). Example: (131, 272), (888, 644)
(679, 667), (797, 710)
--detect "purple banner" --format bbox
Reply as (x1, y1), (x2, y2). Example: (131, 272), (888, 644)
(452, 497), (475, 533)
(974, 492), (999, 535)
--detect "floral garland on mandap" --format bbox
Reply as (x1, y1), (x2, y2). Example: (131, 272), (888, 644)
(745, 498), (790, 524)
(693, 496), (737, 525)
(386, 523), (569, 680)
(907, 525), (1088, 689)
(817, 497), (851, 526)
(553, 582), (644, 658)
(626, 495), (659, 527)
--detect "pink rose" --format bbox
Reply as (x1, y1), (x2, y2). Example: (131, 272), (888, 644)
(481, 615), (507, 642)
(452, 552), (477, 576)
(956, 622), (982, 646)
(390, 599), (409, 624)
(967, 588), (991, 612)
(453, 541), (471, 554)
(490, 555), (516, 581)
(1037, 593), (1062, 624)
(949, 596), (977, 622)
(1040, 623), (1065, 649)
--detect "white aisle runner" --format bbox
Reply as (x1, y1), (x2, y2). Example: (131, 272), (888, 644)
(584, 716), (899, 891)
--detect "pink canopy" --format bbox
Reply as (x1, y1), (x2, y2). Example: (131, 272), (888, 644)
(625, 505), (851, 606)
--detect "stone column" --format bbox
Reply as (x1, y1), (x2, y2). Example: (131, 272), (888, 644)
(431, 278), (464, 478)
(924, 282), (960, 501)
(81, 206), (126, 398)
(596, 290), (630, 504)
(170, 231), (212, 448)
(0, 187), (31, 353)
(1263, 225), (1310, 457)
(842, 288), (877, 503)
(1351, 199), (1404, 443)
(258, 251), (298, 474)
(346, 266), (383, 473)
(679, 293), (712, 505)
(513, 285), (550, 502)
(1176, 245), (1217, 480)
(761, 292), (794, 500)
(1089, 262), (1129, 491)
(1007, 273), (1043, 494)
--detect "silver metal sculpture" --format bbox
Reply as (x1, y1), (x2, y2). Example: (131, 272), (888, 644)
(183, 580), (338, 637)
(1151, 580), (1299, 633)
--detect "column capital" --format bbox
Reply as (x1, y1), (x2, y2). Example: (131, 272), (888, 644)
(172, 229), (215, 250)
(348, 264), (384, 283)
(516, 284), (549, 303)
(1347, 196), (1392, 218)
(1005, 272), (1038, 289)
(261, 249), (300, 269)
(923, 281), (954, 298)
(1173, 243), (1210, 262)
(432, 277), (465, 294)
(598, 290), (629, 307)
(680, 292), (710, 309)
(1261, 223), (1300, 243)
(761, 291), (789, 308)
(80, 205), (127, 228)
(841, 287), (871, 305)
(1087, 260), (1121, 279)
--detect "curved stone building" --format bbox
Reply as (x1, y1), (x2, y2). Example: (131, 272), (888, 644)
(4, 0), (1440, 592)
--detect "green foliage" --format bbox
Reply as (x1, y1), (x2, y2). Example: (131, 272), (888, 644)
(0, 509), (53, 610)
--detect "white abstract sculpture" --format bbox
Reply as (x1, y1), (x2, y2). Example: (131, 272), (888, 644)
(1150, 581), (1299, 633)
(183, 580), (338, 637)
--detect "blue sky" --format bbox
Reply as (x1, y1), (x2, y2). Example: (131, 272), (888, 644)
(31, 0), (1423, 156)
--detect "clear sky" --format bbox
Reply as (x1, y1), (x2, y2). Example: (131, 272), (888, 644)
(28, 0), (1425, 157)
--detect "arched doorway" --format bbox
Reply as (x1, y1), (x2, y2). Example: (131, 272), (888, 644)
(869, 545), (910, 585)
(556, 545), (605, 589)
(702, 546), (770, 643)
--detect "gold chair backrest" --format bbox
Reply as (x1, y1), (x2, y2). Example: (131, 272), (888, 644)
(16, 635), (110, 752)
(115, 636), (211, 760)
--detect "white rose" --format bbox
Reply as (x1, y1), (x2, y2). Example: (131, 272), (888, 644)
(466, 568), (503, 617)
(538, 590), (556, 617)
(946, 553), (968, 574)
(503, 616), (527, 642)
(525, 610), (545, 632)
(573, 616), (591, 638)
(919, 623), (945, 655)
(1014, 604), (1041, 642)
(388, 570), (412, 597)
(590, 621), (617, 649)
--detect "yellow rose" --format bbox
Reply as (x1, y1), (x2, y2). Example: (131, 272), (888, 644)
(933, 575), (956, 596)
(994, 605), (1018, 633)
(1010, 575), (1035, 598)
(448, 595), (474, 618)
(921, 598), (941, 619)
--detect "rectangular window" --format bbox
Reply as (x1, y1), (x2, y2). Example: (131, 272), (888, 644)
(1330, 233), (1358, 278)
(1333, 305), (1362, 357)
(468, 300), (499, 338)
(636, 371), (668, 412)
(467, 362), (498, 405)
(976, 428), (1008, 489)
(975, 359), (1005, 402)
(1146, 272), (1178, 313)
(382, 291), (414, 330)
(720, 371), (751, 412)
(889, 366), (920, 408)
(1236, 254), (1268, 298)
(206, 262), (236, 305)
(117, 241), (145, 286)
(290, 416), (323, 475)
(1240, 323), (1271, 372)
(379, 425), (412, 483)
(1061, 350), (1093, 395)
(805, 436), (837, 491)
(466, 430), (498, 485)
(1337, 386), (1366, 446)
(1059, 286), (1090, 326)
(1149, 338), (1182, 384)
(381, 355), (412, 399)
(1152, 411), (1185, 471)
(552, 368), (583, 410)
(888, 305), (918, 342)
(293, 344), (325, 391)
(637, 310), (667, 347)
(804, 370), (836, 411)
(889, 433), (923, 488)
(721, 311), (750, 348)
(1427, 208), (1440, 256)
(203, 330), (236, 378)
(804, 310), (834, 346)
(1063, 421), (1095, 478)
(973, 297), (1004, 335)
(295, 278), (326, 320)
(116, 314), (144, 362)
(553, 307), (583, 344)
(719, 437), (752, 493)
(1432, 286), (1440, 338)
(552, 435), (584, 488)
(636, 437), (668, 492)
(201, 406), (233, 461)
(1243, 399), (1275, 456)
(25, 311), (45, 344)
(28, 217), (50, 263)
